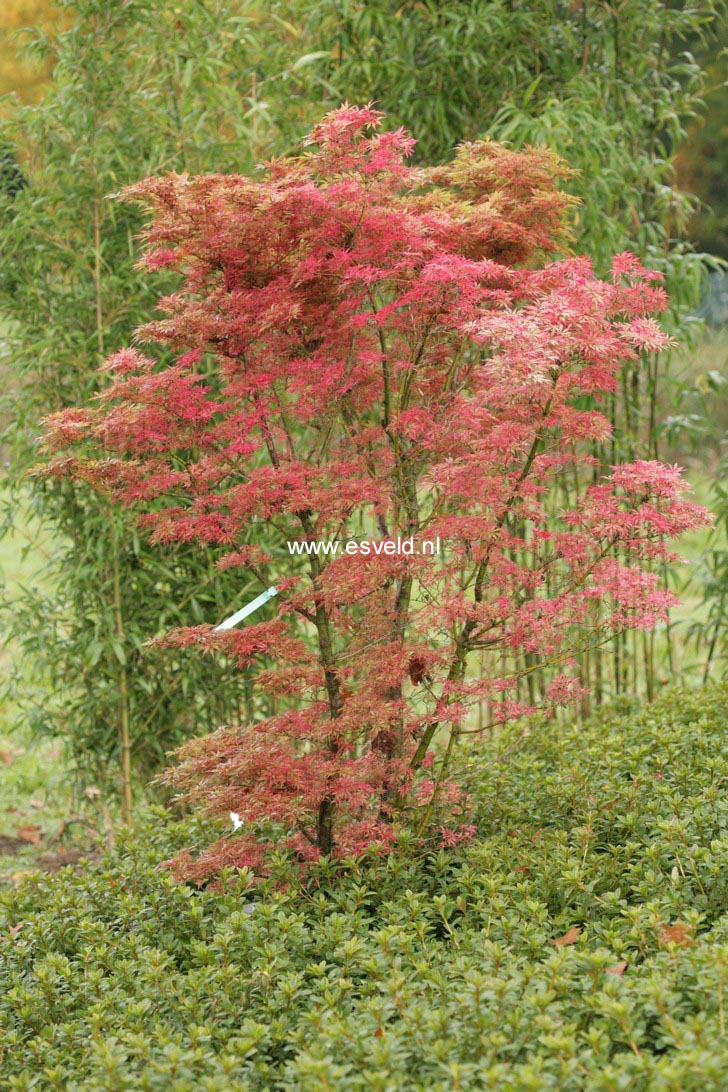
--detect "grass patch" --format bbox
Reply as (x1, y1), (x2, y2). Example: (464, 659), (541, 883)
(0, 491), (83, 879)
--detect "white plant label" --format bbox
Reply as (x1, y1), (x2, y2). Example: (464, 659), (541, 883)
(215, 586), (278, 631)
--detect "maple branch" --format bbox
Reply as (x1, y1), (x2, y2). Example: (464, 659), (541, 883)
(410, 394), (556, 770)
(367, 292), (391, 431)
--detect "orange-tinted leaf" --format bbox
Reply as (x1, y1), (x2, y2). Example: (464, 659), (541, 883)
(0, 746), (23, 766)
(408, 654), (431, 686)
(0, 923), (23, 943)
(548, 925), (582, 947)
(11, 870), (36, 886)
(16, 825), (43, 846)
(606, 960), (627, 976)
(658, 920), (693, 947)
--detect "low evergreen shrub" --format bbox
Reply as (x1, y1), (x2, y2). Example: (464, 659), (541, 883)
(2, 685), (728, 1090)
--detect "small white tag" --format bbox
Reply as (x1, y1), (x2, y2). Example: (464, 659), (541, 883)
(215, 586), (278, 631)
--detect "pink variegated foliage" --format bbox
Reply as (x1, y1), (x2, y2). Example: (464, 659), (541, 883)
(40, 107), (709, 880)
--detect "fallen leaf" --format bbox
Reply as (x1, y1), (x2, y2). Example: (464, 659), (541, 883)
(11, 870), (36, 886)
(606, 961), (627, 976)
(16, 825), (43, 846)
(0, 923), (23, 943)
(0, 746), (24, 765)
(658, 920), (693, 947)
(548, 926), (582, 947)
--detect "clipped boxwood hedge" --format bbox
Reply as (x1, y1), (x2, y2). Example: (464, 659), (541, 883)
(2, 685), (728, 1090)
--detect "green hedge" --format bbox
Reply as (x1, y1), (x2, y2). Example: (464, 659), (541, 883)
(2, 686), (728, 1090)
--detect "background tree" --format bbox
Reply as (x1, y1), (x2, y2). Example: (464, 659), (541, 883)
(674, 12), (728, 262)
(0, 1), (62, 104)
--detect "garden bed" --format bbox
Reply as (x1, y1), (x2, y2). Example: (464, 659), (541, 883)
(2, 686), (727, 1090)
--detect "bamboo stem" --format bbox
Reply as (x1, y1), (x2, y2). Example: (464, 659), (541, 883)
(95, 194), (132, 823)
(112, 541), (133, 826)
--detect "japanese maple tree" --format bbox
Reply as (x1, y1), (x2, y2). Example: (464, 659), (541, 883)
(41, 106), (709, 879)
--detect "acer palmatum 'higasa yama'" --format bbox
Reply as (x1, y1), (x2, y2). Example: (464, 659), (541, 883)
(41, 106), (710, 880)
